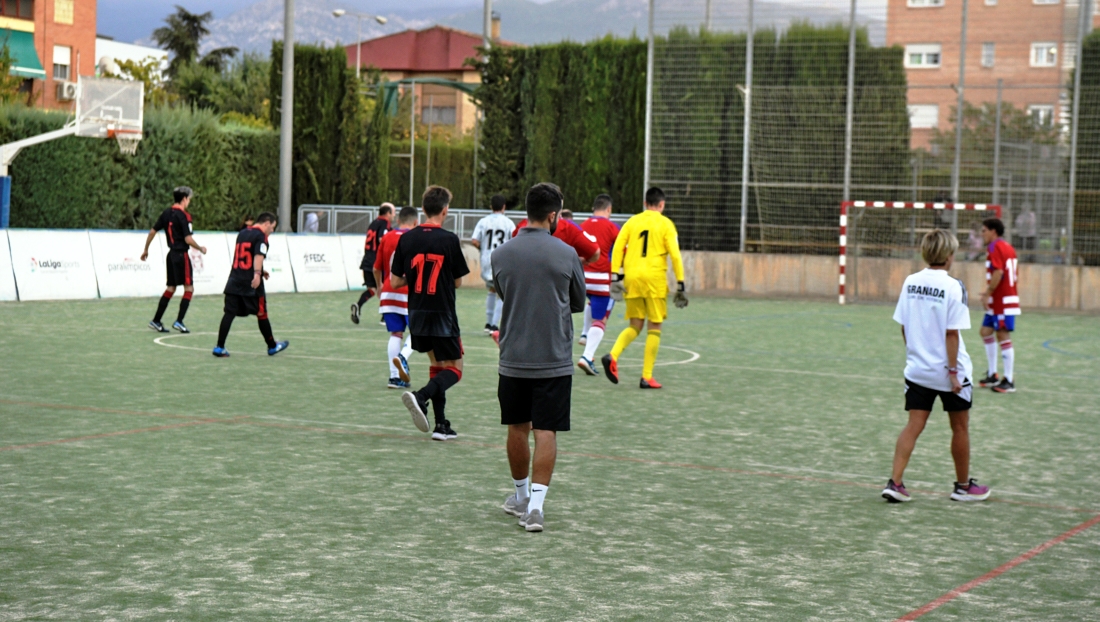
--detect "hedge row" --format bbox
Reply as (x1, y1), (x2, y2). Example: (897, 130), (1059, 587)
(4, 106), (278, 230)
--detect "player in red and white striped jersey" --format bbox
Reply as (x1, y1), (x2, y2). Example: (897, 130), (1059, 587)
(374, 207), (419, 389)
(577, 195), (621, 374)
(977, 218), (1020, 394)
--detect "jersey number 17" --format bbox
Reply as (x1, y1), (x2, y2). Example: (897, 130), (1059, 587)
(410, 253), (445, 294)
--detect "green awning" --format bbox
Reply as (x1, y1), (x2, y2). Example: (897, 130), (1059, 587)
(0, 29), (45, 79)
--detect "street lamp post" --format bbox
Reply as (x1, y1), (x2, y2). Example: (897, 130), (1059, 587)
(332, 9), (388, 79)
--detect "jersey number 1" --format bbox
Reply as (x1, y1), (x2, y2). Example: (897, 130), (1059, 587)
(639, 230), (649, 257)
(232, 242), (253, 270)
(410, 253), (445, 294)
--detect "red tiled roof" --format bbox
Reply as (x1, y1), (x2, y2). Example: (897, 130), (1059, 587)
(345, 26), (515, 73)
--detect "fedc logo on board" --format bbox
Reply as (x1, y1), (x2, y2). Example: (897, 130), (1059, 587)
(302, 253), (331, 271)
(29, 258), (80, 273)
(107, 258), (152, 273)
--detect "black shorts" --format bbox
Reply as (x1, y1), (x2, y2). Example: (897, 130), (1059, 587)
(410, 335), (463, 361)
(359, 253), (376, 272)
(166, 251), (193, 287)
(224, 293), (268, 320)
(362, 269), (377, 288)
(498, 374), (572, 431)
(904, 379), (972, 412)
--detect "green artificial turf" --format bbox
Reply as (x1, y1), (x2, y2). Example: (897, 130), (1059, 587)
(0, 290), (1097, 620)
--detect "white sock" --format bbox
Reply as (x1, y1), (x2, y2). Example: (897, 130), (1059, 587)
(1001, 340), (1014, 383)
(387, 336), (402, 378)
(983, 336), (998, 376)
(528, 483), (548, 514)
(492, 296), (503, 327)
(581, 301), (592, 336)
(486, 293), (496, 326)
(401, 334), (413, 359)
(583, 325), (605, 361)
(513, 477), (529, 501)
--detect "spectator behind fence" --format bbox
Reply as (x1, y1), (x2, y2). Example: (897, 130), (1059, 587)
(1014, 207), (1037, 262)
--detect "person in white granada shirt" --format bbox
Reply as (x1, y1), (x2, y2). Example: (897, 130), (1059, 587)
(882, 229), (991, 504)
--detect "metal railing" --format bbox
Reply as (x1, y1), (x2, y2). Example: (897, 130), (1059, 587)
(297, 205), (632, 240)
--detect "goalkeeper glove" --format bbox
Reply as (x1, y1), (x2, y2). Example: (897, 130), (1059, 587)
(610, 273), (625, 302)
(673, 281), (689, 309)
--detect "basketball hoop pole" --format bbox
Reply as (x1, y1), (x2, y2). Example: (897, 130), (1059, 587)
(0, 123), (78, 227)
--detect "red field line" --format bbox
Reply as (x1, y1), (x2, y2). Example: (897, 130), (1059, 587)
(0, 398), (198, 421)
(895, 513), (1100, 620)
(0, 419), (218, 452)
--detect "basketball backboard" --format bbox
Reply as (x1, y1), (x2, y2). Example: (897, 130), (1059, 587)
(76, 77), (144, 153)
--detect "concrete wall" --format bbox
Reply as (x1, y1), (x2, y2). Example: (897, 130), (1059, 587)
(461, 246), (1100, 312)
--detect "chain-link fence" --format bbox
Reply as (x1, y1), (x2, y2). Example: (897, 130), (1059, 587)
(648, 0), (1099, 265)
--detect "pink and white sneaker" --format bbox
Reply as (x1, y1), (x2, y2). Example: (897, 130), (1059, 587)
(882, 479), (911, 503)
(950, 478), (991, 502)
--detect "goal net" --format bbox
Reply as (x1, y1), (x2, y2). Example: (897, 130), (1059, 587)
(839, 201), (1002, 304)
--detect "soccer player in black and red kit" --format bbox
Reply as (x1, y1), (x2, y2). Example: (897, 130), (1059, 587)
(140, 186), (207, 333)
(211, 212), (289, 357)
(351, 203), (394, 324)
(390, 186), (470, 441)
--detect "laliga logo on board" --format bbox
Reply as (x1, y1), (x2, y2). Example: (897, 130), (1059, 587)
(29, 257), (79, 272)
(107, 257), (152, 273)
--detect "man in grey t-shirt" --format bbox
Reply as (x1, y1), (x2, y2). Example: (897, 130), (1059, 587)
(491, 182), (586, 533)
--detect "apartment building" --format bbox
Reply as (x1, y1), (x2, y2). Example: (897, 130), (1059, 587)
(887, 0), (1093, 148)
(0, 0), (96, 109)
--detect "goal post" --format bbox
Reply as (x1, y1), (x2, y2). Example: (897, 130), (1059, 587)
(839, 201), (1003, 305)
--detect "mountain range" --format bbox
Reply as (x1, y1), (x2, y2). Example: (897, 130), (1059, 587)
(200, 0), (887, 56)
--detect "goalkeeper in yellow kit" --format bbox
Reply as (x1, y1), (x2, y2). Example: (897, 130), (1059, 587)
(601, 187), (688, 389)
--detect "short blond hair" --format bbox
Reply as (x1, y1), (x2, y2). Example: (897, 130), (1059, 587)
(921, 229), (958, 266)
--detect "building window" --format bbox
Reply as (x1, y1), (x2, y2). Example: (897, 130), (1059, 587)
(981, 43), (995, 67)
(1, 0), (33, 18)
(52, 45), (71, 81)
(907, 0), (944, 6)
(908, 104), (940, 129)
(422, 106), (457, 125)
(1030, 43), (1058, 67)
(985, 0), (997, 5)
(904, 44), (942, 68)
(1028, 105), (1054, 128)
(1033, 0), (1058, 4)
(54, 0), (73, 25)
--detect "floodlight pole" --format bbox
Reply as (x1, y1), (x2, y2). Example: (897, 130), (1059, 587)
(278, 0), (294, 232)
(739, 0), (754, 253)
(842, 0), (856, 205)
(950, 0), (969, 237)
(484, 0), (493, 49)
(1066, 0), (1091, 265)
(643, 0), (654, 194)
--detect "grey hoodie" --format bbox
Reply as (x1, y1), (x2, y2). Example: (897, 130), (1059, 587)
(491, 227), (586, 378)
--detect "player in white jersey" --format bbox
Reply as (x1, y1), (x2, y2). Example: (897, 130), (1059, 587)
(470, 194), (517, 334)
(882, 229), (991, 504)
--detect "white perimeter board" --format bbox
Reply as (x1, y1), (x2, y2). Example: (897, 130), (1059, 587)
(261, 233), (296, 293)
(339, 234), (367, 290)
(188, 232), (234, 296)
(0, 231), (17, 301)
(286, 235), (348, 292)
(7, 230), (99, 300)
(89, 231), (168, 298)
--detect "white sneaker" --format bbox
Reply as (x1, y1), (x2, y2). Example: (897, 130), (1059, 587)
(503, 493), (528, 517)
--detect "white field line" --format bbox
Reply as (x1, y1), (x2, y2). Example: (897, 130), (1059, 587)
(253, 414), (493, 440)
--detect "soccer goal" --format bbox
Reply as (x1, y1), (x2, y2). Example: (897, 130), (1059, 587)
(839, 201), (1002, 304)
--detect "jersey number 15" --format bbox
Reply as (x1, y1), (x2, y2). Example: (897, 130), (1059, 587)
(232, 242), (253, 270)
(410, 253), (445, 294)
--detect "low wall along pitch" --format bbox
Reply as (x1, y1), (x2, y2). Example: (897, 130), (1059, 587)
(0, 230), (1097, 312)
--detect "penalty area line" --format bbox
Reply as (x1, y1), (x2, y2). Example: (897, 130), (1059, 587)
(894, 513), (1100, 621)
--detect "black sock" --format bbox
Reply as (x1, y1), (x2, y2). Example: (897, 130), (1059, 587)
(357, 289), (374, 309)
(176, 297), (191, 323)
(420, 368), (460, 401)
(431, 392), (446, 425)
(153, 295), (171, 323)
(258, 319), (277, 349)
(217, 313), (234, 348)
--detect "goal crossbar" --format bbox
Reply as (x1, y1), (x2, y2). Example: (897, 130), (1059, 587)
(839, 201), (1003, 305)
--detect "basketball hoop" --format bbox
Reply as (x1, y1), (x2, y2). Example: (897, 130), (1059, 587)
(109, 129), (142, 156)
